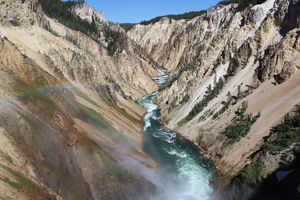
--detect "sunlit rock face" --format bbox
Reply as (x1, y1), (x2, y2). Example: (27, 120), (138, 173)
(73, 2), (106, 23)
(0, 0), (161, 199)
(0, 0), (299, 199)
(128, 0), (300, 176)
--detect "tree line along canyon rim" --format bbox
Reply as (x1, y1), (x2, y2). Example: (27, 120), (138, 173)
(0, 0), (299, 200)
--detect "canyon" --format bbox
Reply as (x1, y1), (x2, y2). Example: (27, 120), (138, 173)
(0, 0), (299, 199)
(129, 0), (300, 176)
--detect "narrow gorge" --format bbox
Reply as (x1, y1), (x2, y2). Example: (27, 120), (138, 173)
(138, 69), (215, 200)
(0, 0), (299, 200)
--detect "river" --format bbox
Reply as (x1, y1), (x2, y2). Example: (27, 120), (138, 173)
(137, 68), (215, 200)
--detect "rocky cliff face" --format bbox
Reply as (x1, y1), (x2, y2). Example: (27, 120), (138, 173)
(0, 0), (161, 199)
(128, 0), (300, 178)
(1, 0), (299, 199)
(73, 2), (105, 23)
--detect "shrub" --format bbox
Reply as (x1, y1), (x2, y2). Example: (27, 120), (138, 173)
(226, 56), (239, 77)
(103, 26), (122, 56)
(179, 77), (225, 124)
(222, 102), (260, 142)
(210, 57), (222, 76)
(261, 111), (300, 155)
(180, 94), (190, 104)
(213, 95), (233, 119)
(239, 161), (262, 185)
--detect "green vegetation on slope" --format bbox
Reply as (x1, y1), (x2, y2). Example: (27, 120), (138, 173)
(137, 0), (266, 26)
(39, 0), (98, 36)
(76, 102), (111, 130)
(78, 93), (101, 108)
(75, 102), (130, 143)
(120, 23), (136, 32)
(227, 106), (300, 195)
(218, 0), (267, 12)
(0, 164), (32, 190)
(180, 94), (190, 105)
(213, 94), (233, 119)
(13, 79), (64, 118)
(226, 56), (240, 77)
(178, 77), (225, 125)
(213, 85), (253, 119)
(261, 107), (300, 155)
(222, 101), (260, 142)
(239, 161), (263, 186)
(0, 163), (55, 199)
(140, 10), (206, 25)
(103, 26), (122, 56)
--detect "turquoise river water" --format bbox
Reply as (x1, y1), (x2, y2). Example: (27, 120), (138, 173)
(137, 69), (215, 200)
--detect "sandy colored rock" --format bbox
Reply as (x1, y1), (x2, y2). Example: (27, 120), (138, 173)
(129, 0), (300, 175)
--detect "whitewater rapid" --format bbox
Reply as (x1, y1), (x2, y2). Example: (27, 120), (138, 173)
(137, 68), (215, 200)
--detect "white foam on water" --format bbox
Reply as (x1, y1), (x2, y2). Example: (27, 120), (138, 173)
(153, 74), (169, 86)
(143, 110), (157, 131)
(176, 158), (214, 200)
(159, 130), (176, 143)
(138, 92), (159, 131)
(166, 148), (188, 158)
(153, 68), (170, 86)
(139, 69), (215, 200)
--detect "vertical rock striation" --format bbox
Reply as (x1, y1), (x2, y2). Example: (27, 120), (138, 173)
(128, 0), (300, 176)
